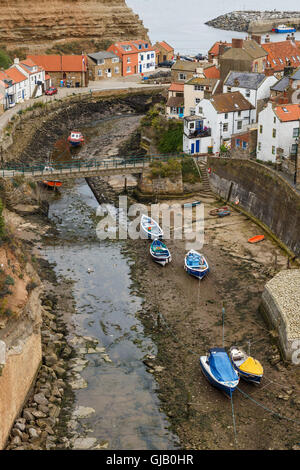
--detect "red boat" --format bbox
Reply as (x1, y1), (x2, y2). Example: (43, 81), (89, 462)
(42, 180), (62, 188)
(67, 131), (84, 147)
(248, 235), (265, 244)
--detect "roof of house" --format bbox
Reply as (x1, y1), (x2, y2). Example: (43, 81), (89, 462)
(274, 103), (300, 122)
(209, 91), (254, 113)
(156, 41), (173, 52)
(5, 67), (27, 83)
(166, 96), (184, 107)
(262, 40), (300, 71)
(221, 39), (267, 61)
(203, 65), (220, 79)
(185, 77), (219, 87)
(291, 68), (300, 80)
(88, 51), (119, 62)
(109, 40), (155, 55)
(171, 60), (199, 72)
(224, 71), (266, 89)
(168, 82), (184, 92)
(27, 55), (88, 72)
(270, 76), (290, 92)
(0, 71), (13, 88)
(208, 41), (231, 57)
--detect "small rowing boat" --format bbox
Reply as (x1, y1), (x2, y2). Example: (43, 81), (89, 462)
(209, 206), (230, 217)
(200, 348), (239, 398)
(183, 201), (202, 208)
(184, 249), (209, 280)
(230, 346), (263, 385)
(140, 214), (163, 240)
(42, 180), (62, 188)
(248, 235), (264, 244)
(150, 239), (171, 266)
(67, 131), (84, 147)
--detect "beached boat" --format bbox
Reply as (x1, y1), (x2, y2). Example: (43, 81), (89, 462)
(209, 206), (230, 217)
(67, 131), (84, 147)
(140, 214), (163, 240)
(150, 239), (171, 266)
(184, 249), (209, 279)
(42, 180), (62, 188)
(183, 201), (202, 208)
(200, 347), (240, 398)
(229, 346), (263, 385)
(248, 235), (264, 244)
(273, 24), (296, 33)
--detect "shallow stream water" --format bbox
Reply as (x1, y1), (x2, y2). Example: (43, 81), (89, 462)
(42, 116), (178, 450)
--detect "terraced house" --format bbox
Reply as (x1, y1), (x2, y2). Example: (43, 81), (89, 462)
(87, 51), (121, 80)
(107, 40), (156, 76)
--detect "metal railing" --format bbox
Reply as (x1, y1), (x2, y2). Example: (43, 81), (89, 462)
(0, 153), (186, 178)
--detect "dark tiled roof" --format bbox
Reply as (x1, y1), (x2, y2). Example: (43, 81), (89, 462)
(291, 68), (300, 80)
(166, 96), (184, 107)
(88, 51), (119, 62)
(224, 71), (266, 90)
(210, 91), (254, 113)
(270, 76), (290, 92)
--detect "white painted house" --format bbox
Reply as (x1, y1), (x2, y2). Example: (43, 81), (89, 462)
(183, 77), (220, 117)
(13, 58), (45, 98)
(4, 66), (28, 104)
(223, 71), (277, 110)
(138, 50), (156, 74)
(183, 91), (256, 155)
(0, 71), (16, 109)
(256, 102), (300, 162)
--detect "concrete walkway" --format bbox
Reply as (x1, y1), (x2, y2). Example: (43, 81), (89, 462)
(0, 74), (169, 139)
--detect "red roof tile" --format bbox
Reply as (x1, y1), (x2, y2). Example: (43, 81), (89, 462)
(262, 40), (300, 71)
(168, 82), (184, 92)
(5, 67), (27, 83)
(203, 65), (220, 79)
(158, 41), (173, 52)
(274, 104), (300, 121)
(27, 55), (88, 72)
(109, 40), (155, 56)
(208, 41), (231, 57)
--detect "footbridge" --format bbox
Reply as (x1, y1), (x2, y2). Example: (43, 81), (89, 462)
(0, 155), (182, 181)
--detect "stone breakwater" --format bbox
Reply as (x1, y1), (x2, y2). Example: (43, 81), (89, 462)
(205, 10), (300, 33)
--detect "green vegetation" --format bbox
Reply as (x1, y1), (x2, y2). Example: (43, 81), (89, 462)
(0, 48), (12, 69)
(181, 156), (200, 184)
(140, 107), (183, 154)
(0, 199), (5, 240)
(149, 158), (181, 179)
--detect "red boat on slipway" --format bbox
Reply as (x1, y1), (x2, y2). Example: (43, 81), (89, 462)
(67, 131), (84, 147)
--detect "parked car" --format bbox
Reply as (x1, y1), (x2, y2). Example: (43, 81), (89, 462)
(45, 87), (58, 96)
(195, 53), (206, 61)
(157, 60), (174, 68)
(43, 166), (55, 172)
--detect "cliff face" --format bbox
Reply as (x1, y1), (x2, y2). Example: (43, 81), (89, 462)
(0, 0), (149, 52)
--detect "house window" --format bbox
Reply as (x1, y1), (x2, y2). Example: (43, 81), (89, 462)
(223, 123), (228, 132)
(291, 144), (298, 155)
(272, 146), (276, 155)
(194, 85), (204, 91)
(272, 128), (276, 138)
(237, 111), (241, 117)
(242, 141), (247, 149)
(293, 128), (299, 137)
(112, 57), (119, 63)
(114, 67), (119, 73)
(260, 125), (263, 134)
(189, 122), (195, 129)
(195, 98), (201, 105)
(237, 121), (242, 130)
(99, 59), (105, 65)
(145, 43), (148, 48)
(246, 89), (250, 97)
(127, 66), (131, 73)
(197, 107), (203, 114)
(190, 109), (195, 115)
(274, 117), (276, 123)
(97, 69), (102, 76)
(179, 73), (187, 80)
(127, 57), (131, 63)
(151, 53), (154, 58)
(227, 87), (231, 92)
(224, 113), (228, 119)
(258, 142), (261, 151)
(171, 107), (177, 114)
(236, 139), (240, 147)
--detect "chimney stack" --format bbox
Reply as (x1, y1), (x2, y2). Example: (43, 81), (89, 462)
(265, 34), (270, 43)
(251, 34), (261, 45)
(232, 38), (244, 49)
(14, 57), (19, 65)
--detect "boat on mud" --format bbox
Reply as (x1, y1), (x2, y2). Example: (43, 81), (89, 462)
(42, 180), (62, 188)
(209, 206), (231, 217)
(229, 346), (264, 385)
(248, 235), (264, 244)
(200, 347), (239, 398)
(183, 201), (202, 208)
(141, 215), (163, 240)
(184, 249), (209, 279)
(67, 131), (84, 147)
(150, 239), (171, 266)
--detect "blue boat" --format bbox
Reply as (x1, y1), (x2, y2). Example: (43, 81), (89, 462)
(150, 239), (171, 266)
(183, 201), (202, 208)
(273, 24), (296, 33)
(184, 249), (209, 279)
(141, 214), (163, 240)
(200, 348), (240, 398)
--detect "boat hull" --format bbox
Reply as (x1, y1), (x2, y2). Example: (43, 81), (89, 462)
(275, 27), (296, 33)
(68, 141), (82, 147)
(150, 252), (172, 266)
(185, 265), (209, 279)
(233, 365), (262, 384)
(199, 356), (239, 398)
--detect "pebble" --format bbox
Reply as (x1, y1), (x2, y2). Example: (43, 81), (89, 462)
(72, 406), (96, 419)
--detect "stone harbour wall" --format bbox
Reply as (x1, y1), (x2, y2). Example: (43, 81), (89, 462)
(207, 157), (300, 258)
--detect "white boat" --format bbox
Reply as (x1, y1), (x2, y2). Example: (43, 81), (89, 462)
(229, 346), (264, 385)
(273, 24), (296, 33)
(141, 214), (163, 240)
(150, 239), (171, 266)
(200, 348), (240, 398)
